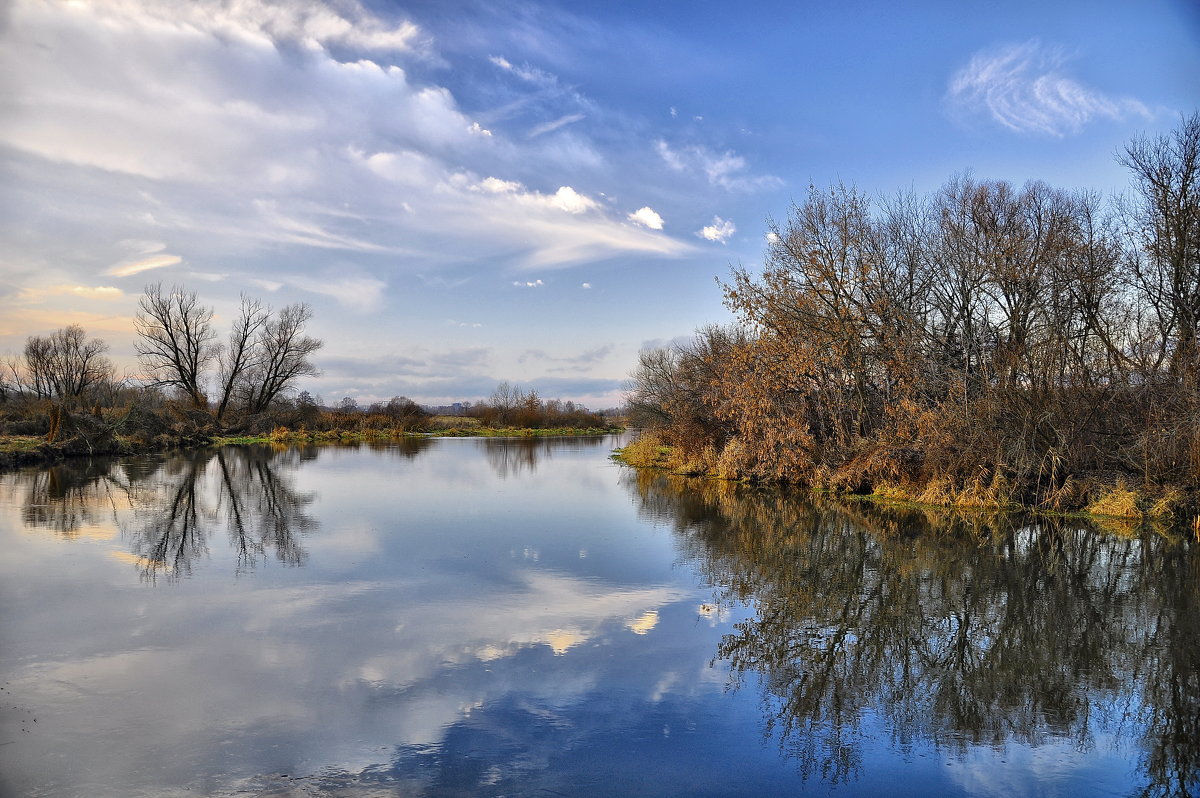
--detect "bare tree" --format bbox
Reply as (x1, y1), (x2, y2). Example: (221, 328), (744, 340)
(134, 284), (217, 407)
(21, 325), (113, 402)
(1118, 112), (1200, 378)
(214, 295), (270, 422)
(240, 303), (322, 414)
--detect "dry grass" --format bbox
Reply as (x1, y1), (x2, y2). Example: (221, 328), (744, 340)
(1086, 481), (1143, 519)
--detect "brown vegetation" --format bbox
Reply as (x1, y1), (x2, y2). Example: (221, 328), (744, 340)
(626, 114), (1200, 514)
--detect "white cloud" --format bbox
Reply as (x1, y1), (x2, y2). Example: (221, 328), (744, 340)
(698, 216), (736, 243)
(946, 40), (1152, 136)
(550, 186), (597, 214)
(628, 207), (665, 230)
(581, 282), (592, 289)
(514, 279), (544, 288)
(475, 179), (597, 214)
(655, 140), (781, 192)
(0, 0), (699, 337)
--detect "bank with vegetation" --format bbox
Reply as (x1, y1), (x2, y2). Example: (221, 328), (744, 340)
(623, 114), (1200, 523)
(0, 279), (620, 468)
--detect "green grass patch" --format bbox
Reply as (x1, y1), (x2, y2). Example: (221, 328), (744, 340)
(0, 435), (45, 454)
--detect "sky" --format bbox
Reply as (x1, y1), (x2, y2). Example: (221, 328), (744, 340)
(1, 0), (1198, 409)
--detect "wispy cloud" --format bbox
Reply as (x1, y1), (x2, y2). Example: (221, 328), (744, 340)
(698, 216), (735, 243)
(946, 40), (1152, 136)
(489, 55), (559, 88)
(106, 254), (183, 277)
(19, 285), (124, 303)
(528, 113), (586, 138)
(519, 344), (613, 371)
(288, 273), (387, 312)
(655, 140), (781, 192)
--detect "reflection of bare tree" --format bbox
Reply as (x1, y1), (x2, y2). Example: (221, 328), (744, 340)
(15, 445), (320, 582)
(625, 471), (1200, 796)
(19, 458), (131, 536)
(126, 445), (317, 581)
(479, 436), (607, 479)
(127, 449), (210, 581)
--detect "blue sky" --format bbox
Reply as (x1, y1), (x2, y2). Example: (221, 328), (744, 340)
(1, 0), (1197, 408)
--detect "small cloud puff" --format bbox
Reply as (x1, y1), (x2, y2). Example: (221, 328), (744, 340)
(698, 216), (736, 243)
(581, 282), (592, 289)
(628, 206), (664, 230)
(477, 178), (598, 214)
(514, 279), (544, 288)
(468, 121), (492, 137)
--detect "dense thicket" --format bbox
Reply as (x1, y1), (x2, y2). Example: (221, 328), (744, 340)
(627, 114), (1200, 511)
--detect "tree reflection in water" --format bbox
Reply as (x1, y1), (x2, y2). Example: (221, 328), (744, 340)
(18, 445), (320, 581)
(479, 436), (608, 479)
(625, 470), (1200, 797)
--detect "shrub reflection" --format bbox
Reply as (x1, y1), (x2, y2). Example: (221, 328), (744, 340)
(625, 471), (1200, 797)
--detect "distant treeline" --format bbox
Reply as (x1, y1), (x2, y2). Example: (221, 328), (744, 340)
(0, 283), (613, 458)
(626, 114), (1200, 516)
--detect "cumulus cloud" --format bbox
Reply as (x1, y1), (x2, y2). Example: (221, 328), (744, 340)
(628, 207), (665, 230)
(946, 40), (1152, 136)
(698, 216), (736, 243)
(461, 180), (689, 268)
(655, 140), (781, 192)
(514, 279), (545, 288)
(1, 0), (692, 281)
(476, 178), (598, 214)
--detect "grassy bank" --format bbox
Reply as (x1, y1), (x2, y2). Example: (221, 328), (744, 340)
(613, 430), (1200, 527)
(216, 425), (621, 445)
(0, 424), (624, 470)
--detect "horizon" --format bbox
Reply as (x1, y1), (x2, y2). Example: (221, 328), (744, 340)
(2, 0), (1198, 408)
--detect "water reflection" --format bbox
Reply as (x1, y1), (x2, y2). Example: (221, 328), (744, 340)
(625, 471), (1200, 797)
(478, 435), (609, 478)
(19, 445), (318, 580)
(20, 457), (129, 536)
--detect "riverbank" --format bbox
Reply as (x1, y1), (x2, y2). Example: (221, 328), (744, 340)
(216, 425), (621, 445)
(0, 425), (625, 470)
(612, 432), (1199, 527)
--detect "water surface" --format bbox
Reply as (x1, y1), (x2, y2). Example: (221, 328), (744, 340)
(0, 437), (1196, 797)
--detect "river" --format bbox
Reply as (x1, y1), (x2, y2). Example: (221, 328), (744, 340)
(0, 435), (1196, 797)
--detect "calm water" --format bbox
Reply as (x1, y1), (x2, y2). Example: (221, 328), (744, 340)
(0, 436), (1196, 797)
